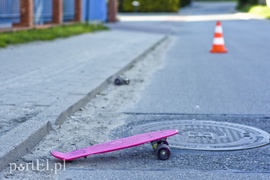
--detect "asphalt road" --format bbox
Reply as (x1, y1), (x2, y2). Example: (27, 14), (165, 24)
(64, 2), (270, 179)
(129, 19), (270, 115)
(66, 2), (270, 179)
(121, 1), (270, 179)
(180, 1), (236, 15)
(127, 4), (270, 115)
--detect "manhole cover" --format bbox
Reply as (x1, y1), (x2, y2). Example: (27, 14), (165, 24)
(130, 120), (270, 151)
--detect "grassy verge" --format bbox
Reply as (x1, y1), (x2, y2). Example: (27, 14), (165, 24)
(0, 23), (109, 48)
(238, 4), (270, 19)
(249, 5), (270, 18)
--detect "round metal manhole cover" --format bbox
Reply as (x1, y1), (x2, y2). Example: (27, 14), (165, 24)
(130, 120), (270, 151)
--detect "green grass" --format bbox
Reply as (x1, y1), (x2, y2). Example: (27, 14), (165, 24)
(238, 4), (270, 19)
(0, 23), (109, 48)
(249, 5), (270, 18)
(196, 0), (237, 1)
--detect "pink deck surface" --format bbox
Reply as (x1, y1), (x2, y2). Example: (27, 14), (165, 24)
(51, 129), (178, 160)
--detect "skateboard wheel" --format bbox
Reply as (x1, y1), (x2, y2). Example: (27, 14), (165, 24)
(124, 78), (130, 85)
(156, 144), (170, 160)
(114, 78), (122, 85)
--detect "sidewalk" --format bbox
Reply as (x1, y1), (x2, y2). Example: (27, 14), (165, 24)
(0, 29), (167, 171)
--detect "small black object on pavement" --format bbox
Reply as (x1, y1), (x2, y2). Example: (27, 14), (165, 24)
(114, 76), (130, 85)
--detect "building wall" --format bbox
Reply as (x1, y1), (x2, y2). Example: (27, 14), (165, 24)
(0, 0), (108, 29)
(0, 0), (20, 28)
(82, 0), (107, 22)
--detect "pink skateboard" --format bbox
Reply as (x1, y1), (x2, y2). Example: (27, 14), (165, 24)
(51, 129), (178, 161)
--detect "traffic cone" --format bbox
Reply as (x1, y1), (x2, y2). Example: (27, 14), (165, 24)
(210, 21), (227, 53)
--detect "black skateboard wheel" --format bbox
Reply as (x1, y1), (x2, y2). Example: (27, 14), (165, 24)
(114, 78), (122, 85)
(156, 144), (170, 160)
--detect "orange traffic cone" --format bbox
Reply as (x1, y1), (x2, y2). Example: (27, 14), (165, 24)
(210, 21), (227, 53)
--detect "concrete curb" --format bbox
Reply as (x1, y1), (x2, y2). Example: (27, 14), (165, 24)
(0, 34), (168, 172)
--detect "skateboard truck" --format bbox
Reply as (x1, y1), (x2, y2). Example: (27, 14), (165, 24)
(114, 76), (130, 86)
